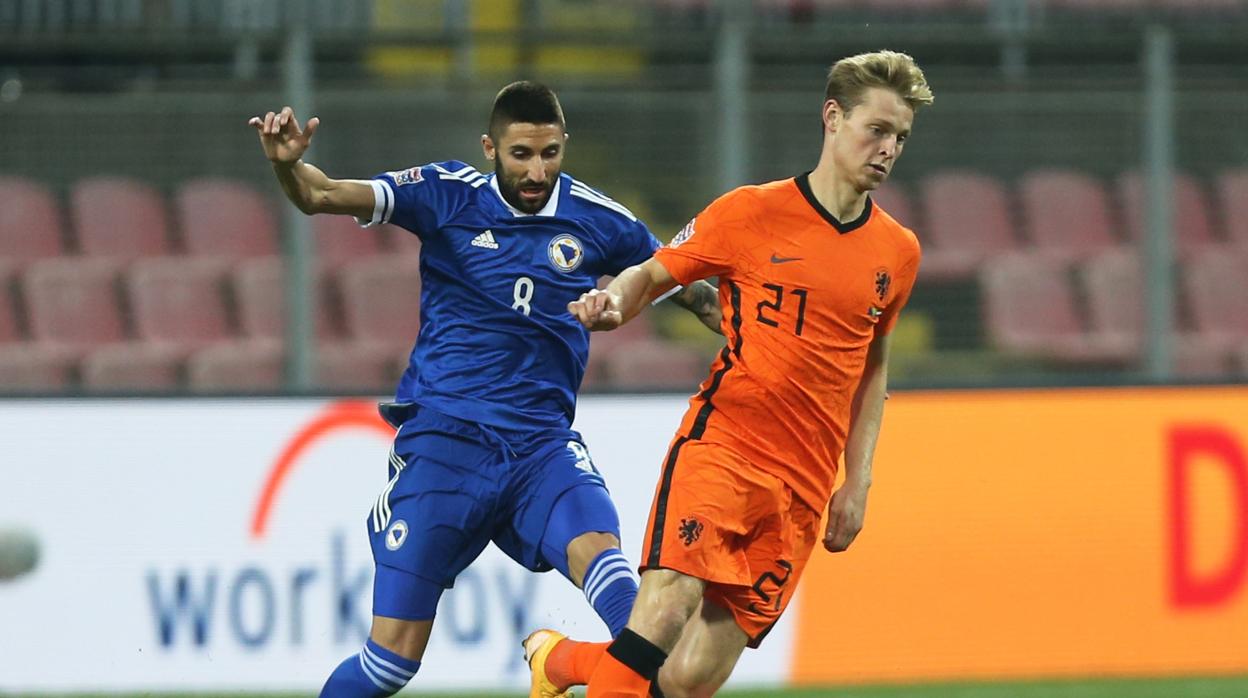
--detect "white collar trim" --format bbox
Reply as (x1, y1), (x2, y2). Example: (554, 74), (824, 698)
(489, 174), (561, 217)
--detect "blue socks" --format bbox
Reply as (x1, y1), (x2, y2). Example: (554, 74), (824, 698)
(319, 639), (420, 697)
(582, 548), (639, 637)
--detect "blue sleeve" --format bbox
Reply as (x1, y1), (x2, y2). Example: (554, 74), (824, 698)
(358, 160), (479, 239)
(603, 218), (662, 276)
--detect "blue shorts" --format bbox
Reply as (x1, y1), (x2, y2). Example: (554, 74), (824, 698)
(367, 406), (616, 590)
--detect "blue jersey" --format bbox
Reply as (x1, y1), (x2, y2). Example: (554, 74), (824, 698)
(360, 161), (660, 432)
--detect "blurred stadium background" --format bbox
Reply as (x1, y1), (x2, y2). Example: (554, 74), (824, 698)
(2, 0), (1247, 696)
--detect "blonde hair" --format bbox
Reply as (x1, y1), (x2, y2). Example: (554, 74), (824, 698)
(824, 50), (934, 114)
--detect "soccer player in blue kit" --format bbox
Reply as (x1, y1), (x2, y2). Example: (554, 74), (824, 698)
(249, 81), (721, 697)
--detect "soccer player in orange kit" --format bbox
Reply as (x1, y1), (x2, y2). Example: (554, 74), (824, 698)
(523, 50), (934, 698)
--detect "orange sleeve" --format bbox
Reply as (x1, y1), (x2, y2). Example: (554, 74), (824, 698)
(877, 231), (922, 336)
(653, 189), (752, 286)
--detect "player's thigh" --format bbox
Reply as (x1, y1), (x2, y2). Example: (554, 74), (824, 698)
(371, 425), (504, 590)
(496, 434), (617, 576)
(658, 598), (750, 698)
(705, 488), (821, 649)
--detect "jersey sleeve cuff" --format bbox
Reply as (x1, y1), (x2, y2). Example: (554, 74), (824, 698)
(356, 179), (395, 227)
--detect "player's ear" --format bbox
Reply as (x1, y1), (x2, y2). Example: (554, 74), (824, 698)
(481, 134), (496, 161)
(823, 99), (842, 135)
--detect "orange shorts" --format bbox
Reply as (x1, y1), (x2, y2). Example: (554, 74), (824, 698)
(639, 435), (821, 647)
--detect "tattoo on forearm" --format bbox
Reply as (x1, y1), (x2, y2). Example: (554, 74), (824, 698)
(670, 280), (722, 332)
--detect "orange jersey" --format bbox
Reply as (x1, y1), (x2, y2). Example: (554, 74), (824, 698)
(653, 173), (920, 510)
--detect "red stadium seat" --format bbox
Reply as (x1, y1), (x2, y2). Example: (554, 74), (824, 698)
(605, 338), (709, 391)
(0, 263), (20, 344)
(1018, 169), (1120, 258)
(187, 340), (283, 392)
(71, 177), (171, 260)
(1216, 169), (1248, 248)
(176, 178), (278, 259)
(1081, 248), (1231, 376)
(380, 224), (423, 256)
(870, 183), (918, 230)
(982, 252), (1130, 362)
(0, 344), (76, 392)
(0, 177), (64, 262)
(313, 215), (384, 267)
(1117, 171), (1217, 257)
(22, 258), (126, 351)
(582, 319), (661, 390)
(315, 341), (399, 392)
(1181, 247), (1248, 339)
(338, 257), (422, 347)
(232, 258), (339, 341)
(80, 343), (182, 392)
(920, 171), (1018, 281)
(127, 258), (232, 348)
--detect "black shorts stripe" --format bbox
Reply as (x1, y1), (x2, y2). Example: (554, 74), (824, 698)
(646, 435), (690, 568)
(689, 282), (743, 440)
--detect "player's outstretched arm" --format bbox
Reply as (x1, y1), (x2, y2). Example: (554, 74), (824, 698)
(824, 331), (892, 553)
(668, 280), (723, 335)
(568, 258), (677, 331)
(248, 106), (374, 220)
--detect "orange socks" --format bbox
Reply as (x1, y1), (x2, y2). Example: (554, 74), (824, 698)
(546, 639), (609, 690)
(585, 649), (652, 698)
(585, 629), (667, 698)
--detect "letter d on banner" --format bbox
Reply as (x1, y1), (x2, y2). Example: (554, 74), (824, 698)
(1168, 425), (1248, 608)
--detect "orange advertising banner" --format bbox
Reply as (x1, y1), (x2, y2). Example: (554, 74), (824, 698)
(792, 386), (1248, 684)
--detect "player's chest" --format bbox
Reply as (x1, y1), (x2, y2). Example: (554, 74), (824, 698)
(741, 233), (900, 333)
(438, 218), (608, 279)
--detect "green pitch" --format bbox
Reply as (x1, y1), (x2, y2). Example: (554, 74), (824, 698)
(17, 675), (1248, 698)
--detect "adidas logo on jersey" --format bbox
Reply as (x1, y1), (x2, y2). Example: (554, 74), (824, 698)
(471, 230), (499, 250)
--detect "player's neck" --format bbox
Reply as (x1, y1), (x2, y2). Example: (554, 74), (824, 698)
(806, 164), (868, 223)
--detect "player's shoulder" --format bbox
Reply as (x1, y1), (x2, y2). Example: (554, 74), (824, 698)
(380, 160), (487, 191)
(868, 200), (922, 260)
(563, 174), (639, 224)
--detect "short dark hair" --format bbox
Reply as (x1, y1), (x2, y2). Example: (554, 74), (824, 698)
(488, 81), (566, 140)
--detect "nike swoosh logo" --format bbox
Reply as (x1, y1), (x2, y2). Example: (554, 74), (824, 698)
(770, 254), (803, 264)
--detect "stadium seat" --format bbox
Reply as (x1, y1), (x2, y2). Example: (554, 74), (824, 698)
(175, 178), (278, 259)
(0, 263), (20, 344)
(581, 319), (661, 391)
(338, 256), (422, 347)
(71, 177), (171, 260)
(1117, 171), (1217, 257)
(870, 183), (918, 229)
(1018, 169), (1120, 258)
(605, 338), (709, 391)
(80, 343), (182, 392)
(127, 257), (232, 348)
(920, 171), (1019, 281)
(187, 340), (283, 392)
(313, 215), (384, 267)
(232, 258), (339, 341)
(1081, 248), (1232, 376)
(982, 252), (1130, 362)
(0, 344), (76, 392)
(22, 258), (126, 351)
(381, 224), (423, 256)
(1181, 247), (1248, 339)
(0, 176), (64, 262)
(1216, 169), (1248, 248)
(315, 341), (399, 392)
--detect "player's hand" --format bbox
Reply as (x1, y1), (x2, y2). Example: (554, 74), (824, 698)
(248, 106), (320, 165)
(823, 482), (868, 553)
(568, 288), (624, 331)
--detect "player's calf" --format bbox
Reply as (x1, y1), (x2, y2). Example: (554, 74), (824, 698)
(318, 638), (420, 697)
